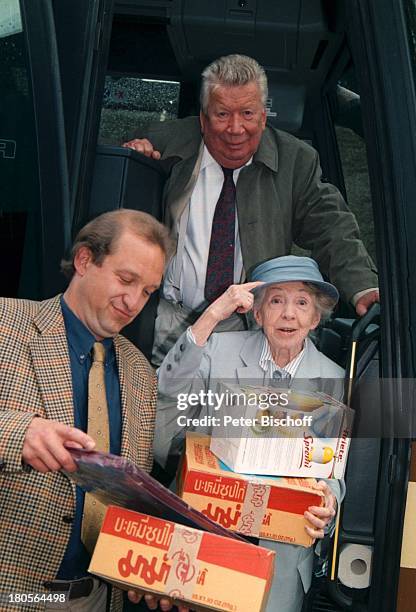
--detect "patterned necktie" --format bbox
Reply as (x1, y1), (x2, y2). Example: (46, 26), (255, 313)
(81, 342), (110, 554)
(204, 166), (236, 302)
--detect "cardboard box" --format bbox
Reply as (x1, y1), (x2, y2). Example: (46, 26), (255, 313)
(178, 433), (324, 547)
(90, 505), (275, 612)
(210, 383), (353, 479)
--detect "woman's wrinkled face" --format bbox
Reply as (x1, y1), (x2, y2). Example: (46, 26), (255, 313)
(253, 282), (320, 361)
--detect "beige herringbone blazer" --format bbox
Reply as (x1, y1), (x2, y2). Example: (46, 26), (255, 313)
(0, 295), (157, 611)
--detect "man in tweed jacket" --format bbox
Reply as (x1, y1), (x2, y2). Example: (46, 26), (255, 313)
(0, 209), (170, 611)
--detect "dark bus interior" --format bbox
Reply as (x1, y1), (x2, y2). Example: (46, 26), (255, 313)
(1, 1), (416, 610)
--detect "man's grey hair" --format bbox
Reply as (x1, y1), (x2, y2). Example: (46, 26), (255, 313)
(200, 54), (268, 114)
(61, 209), (173, 280)
(253, 282), (337, 322)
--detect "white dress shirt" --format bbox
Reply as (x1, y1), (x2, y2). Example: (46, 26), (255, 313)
(163, 146), (251, 311)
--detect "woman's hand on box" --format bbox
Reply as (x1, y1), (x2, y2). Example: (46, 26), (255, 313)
(303, 480), (337, 541)
(127, 589), (191, 611)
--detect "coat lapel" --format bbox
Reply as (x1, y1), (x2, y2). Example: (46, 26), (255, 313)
(29, 295), (74, 425)
(114, 339), (135, 463)
(291, 338), (337, 396)
(292, 339), (322, 394)
(114, 336), (157, 470)
(235, 129), (292, 272)
(236, 330), (266, 383)
(165, 144), (204, 228)
(295, 339), (322, 379)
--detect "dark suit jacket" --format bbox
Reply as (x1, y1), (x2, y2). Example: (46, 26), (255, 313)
(135, 117), (377, 303)
(0, 295), (157, 611)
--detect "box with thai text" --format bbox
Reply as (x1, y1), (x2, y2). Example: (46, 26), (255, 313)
(89, 505), (275, 612)
(178, 433), (324, 547)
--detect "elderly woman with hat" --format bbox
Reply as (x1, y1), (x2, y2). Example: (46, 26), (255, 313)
(157, 256), (345, 612)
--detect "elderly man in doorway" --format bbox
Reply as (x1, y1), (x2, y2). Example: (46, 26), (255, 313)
(123, 53), (379, 367)
(156, 255), (345, 612)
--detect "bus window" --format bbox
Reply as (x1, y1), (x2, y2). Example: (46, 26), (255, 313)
(333, 72), (377, 264)
(98, 76), (181, 144)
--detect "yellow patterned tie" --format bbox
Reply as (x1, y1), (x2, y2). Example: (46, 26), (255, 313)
(81, 342), (110, 554)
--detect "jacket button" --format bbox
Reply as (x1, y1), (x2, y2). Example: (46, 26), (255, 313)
(179, 344), (185, 352)
(166, 364), (172, 371)
(62, 515), (74, 523)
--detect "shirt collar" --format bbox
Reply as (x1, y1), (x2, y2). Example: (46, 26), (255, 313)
(60, 296), (113, 365)
(253, 127), (278, 172)
(259, 333), (306, 378)
(201, 144), (253, 173)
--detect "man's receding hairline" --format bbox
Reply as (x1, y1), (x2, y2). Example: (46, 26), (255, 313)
(111, 225), (166, 255)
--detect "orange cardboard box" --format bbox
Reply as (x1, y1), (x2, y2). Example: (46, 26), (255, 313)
(89, 505), (275, 612)
(178, 433), (324, 547)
